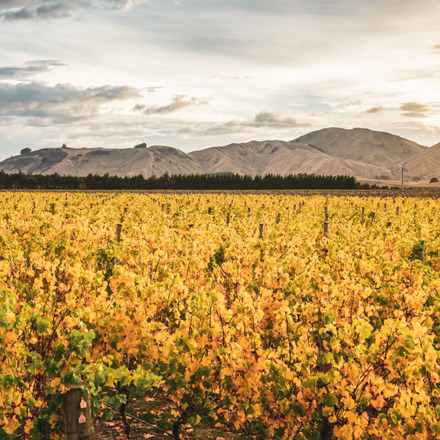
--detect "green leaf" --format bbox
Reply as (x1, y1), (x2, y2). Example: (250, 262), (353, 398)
(36, 316), (51, 335)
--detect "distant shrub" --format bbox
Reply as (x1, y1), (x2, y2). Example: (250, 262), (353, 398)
(134, 143), (147, 149)
(20, 148), (32, 155)
(430, 177), (439, 183)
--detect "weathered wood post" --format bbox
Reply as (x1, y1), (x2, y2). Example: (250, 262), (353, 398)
(227, 212), (230, 225)
(276, 213), (281, 224)
(396, 206), (400, 216)
(361, 206), (365, 216)
(208, 207), (212, 215)
(116, 223), (122, 242)
(51, 203), (55, 215)
(63, 385), (92, 440)
(259, 222), (264, 239)
(324, 220), (329, 237)
(371, 212), (375, 221)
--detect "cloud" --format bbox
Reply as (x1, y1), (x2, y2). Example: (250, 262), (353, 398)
(0, 60), (66, 79)
(135, 95), (208, 115)
(248, 111), (308, 129)
(366, 106), (384, 114)
(0, 81), (140, 123)
(0, 0), (145, 21)
(400, 102), (430, 118)
(180, 111), (310, 137)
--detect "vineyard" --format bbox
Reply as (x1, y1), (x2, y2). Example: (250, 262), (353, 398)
(1, 191), (440, 440)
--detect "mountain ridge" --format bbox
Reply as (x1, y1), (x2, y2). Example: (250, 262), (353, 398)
(1, 127), (437, 182)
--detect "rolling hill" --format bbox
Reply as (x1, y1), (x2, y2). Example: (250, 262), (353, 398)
(1, 127), (437, 182)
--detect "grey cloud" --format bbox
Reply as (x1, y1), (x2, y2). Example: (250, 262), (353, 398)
(366, 106), (384, 114)
(136, 95), (208, 115)
(401, 112), (428, 118)
(180, 111), (309, 137)
(400, 102), (430, 113)
(145, 87), (162, 93)
(0, 81), (140, 124)
(400, 102), (431, 118)
(0, 0), (145, 20)
(248, 111), (307, 129)
(0, 60), (66, 79)
(0, 0), (80, 20)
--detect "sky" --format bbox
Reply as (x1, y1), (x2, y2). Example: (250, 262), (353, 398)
(1, 0), (440, 159)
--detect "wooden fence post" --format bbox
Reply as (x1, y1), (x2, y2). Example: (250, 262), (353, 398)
(324, 220), (329, 237)
(116, 223), (122, 242)
(63, 385), (92, 440)
(259, 222), (264, 239)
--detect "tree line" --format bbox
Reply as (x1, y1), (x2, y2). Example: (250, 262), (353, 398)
(0, 170), (361, 190)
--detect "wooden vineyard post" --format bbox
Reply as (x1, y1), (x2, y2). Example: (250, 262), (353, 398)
(396, 206), (400, 216)
(259, 222), (264, 239)
(116, 223), (122, 243)
(361, 206), (365, 216)
(51, 203), (55, 215)
(208, 207), (212, 215)
(276, 213), (281, 224)
(227, 212), (230, 225)
(63, 385), (92, 440)
(323, 220), (328, 237)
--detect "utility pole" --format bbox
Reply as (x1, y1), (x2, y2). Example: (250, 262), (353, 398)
(400, 161), (408, 191)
